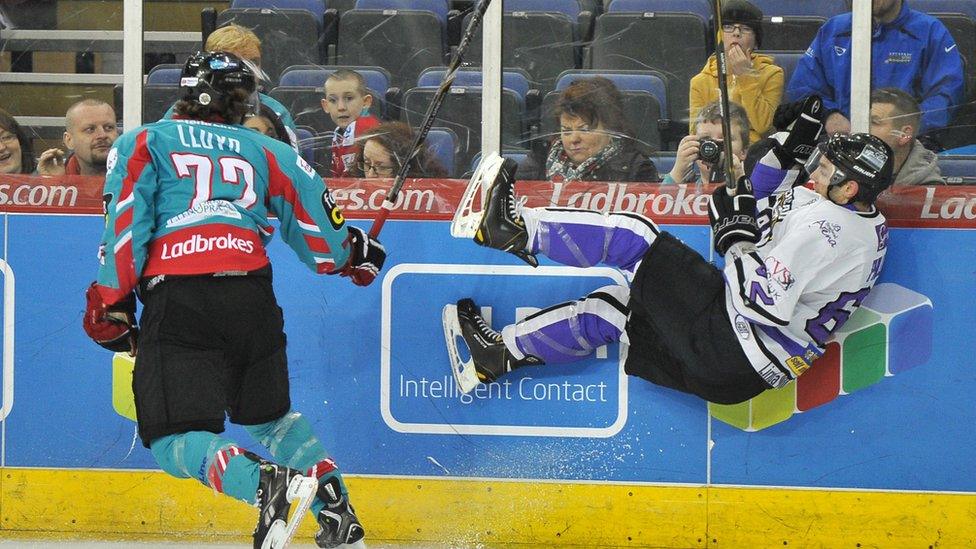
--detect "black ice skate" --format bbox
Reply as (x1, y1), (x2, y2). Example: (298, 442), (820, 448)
(473, 158), (538, 267)
(253, 460), (318, 549)
(314, 476), (366, 548)
(443, 297), (542, 394)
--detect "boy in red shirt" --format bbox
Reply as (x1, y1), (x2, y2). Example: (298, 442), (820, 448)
(321, 69), (381, 177)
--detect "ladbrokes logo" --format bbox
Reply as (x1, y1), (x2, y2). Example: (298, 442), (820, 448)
(160, 232), (254, 259)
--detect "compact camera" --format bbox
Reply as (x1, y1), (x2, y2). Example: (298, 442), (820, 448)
(697, 137), (723, 165)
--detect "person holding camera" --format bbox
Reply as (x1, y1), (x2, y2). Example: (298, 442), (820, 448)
(664, 100), (751, 185)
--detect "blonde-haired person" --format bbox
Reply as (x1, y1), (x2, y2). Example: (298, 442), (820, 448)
(688, 0), (783, 144)
(164, 25), (298, 148)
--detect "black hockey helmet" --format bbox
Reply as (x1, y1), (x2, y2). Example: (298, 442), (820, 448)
(805, 133), (894, 204)
(179, 51), (258, 111)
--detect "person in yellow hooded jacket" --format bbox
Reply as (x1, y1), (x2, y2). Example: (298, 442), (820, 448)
(689, 0), (783, 144)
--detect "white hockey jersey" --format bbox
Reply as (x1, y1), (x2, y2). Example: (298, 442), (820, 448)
(723, 186), (889, 388)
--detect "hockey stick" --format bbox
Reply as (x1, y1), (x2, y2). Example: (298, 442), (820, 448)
(368, 0), (495, 238)
(711, 0), (739, 192)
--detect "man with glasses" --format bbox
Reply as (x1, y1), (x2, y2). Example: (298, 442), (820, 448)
(690, 0), (784, 143)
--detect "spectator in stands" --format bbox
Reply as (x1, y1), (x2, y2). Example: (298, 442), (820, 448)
(244, 104), (292, 145)
(689, 0), (783, 144)
(0, 108), (36, 174)
(870, 87), (942, 185)
(519, 77), (659, 182)
(322, 69), (382, 178)
(787, 0), (964, 135)
(36, 99), (118, 177)
(351, 121), (446, 178)
(666, 100), (751, 185)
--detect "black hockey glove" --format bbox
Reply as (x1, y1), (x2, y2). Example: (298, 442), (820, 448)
(709, 177), (760, 256)
(83, 283), (138, 355)
(338, 226), (386, 287)
(771, 95), (824, 167)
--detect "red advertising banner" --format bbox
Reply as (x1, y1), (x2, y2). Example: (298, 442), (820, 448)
(1, 174), (973, 228)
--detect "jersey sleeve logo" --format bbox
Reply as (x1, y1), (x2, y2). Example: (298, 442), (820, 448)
(296, 155), (315, 178)
(322, 188), (344, 230)
(105, 148), (118, 175)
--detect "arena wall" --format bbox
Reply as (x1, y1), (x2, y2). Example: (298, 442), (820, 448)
(0, 175), (973, 548)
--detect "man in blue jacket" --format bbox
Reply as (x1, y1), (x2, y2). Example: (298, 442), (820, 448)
(786, 0), (964, 135)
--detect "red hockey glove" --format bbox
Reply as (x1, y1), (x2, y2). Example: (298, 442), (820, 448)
(338, 226), (387, 287)
(83, 283), (138, 355)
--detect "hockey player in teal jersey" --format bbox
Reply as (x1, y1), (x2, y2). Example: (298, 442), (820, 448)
(82, 51), (381, 549)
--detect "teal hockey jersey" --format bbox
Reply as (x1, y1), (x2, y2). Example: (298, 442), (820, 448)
(95, 117), (350, 304)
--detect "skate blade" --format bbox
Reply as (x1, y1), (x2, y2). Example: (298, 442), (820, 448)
(265, 475), (318, 549)
(451, 152), (505, 238)
(442, 304), (482, 394)
(340, 540), (368, 549)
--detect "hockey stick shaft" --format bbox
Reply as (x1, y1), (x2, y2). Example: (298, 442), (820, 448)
(369, 0), (494, 237)
(711, 0), (738, 192)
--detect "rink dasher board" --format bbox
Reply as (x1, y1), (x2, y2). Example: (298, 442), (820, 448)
(0, 177), (973, 547)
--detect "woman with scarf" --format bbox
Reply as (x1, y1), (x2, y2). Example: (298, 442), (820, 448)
(519, 77), (659, 182)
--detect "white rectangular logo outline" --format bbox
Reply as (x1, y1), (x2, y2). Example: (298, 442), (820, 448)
(380, 263), (629, 438)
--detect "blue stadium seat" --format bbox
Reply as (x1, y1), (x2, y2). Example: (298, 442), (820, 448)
(469, 149), (532, 176)
(278, 65), (392, 97)
(416, 67), (533, 104)
(231, 0), (327, 22)
(336, 9), (445, 89)
(294, 126), (317, 164)
(751, 0), (849, 18)
(760, 50), (803, 89)
(424, 127), (458, 177)
(146, 64), (183, 86)
(554, 69), (668, 118)
(216, 9), (323, 83)
(607, 0), (711, 22)
(762, 16), (826, 51)
(937, 155), (976, 178)
(463, 10), (579, 91)
(506, 0), (585, 21)
(910, 0), (976, 21)
(649, 151), (675, 175)
(354, 0), (449, 23)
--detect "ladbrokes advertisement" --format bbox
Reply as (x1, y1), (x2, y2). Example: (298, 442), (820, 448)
(1, 175), (973, 493)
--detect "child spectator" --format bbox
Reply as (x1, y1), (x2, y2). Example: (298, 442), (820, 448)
(689, 0), (783, 144)
(322, 69), (382, 177)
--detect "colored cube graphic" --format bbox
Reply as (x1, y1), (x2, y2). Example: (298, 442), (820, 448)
(709, 283), (933, 431)
(112, 352), (137, 422)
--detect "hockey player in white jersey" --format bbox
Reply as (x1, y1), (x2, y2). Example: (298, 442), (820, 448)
(445, 130), (894, 404)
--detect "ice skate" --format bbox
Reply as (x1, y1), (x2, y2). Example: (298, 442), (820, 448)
(443, 298), (542, 394)
(314, 476), (366, 548)
(253, 461), (318, 549)
(471, 156), (538, 267)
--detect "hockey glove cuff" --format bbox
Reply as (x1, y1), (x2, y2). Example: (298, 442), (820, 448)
(83, 282), (138, 355)
(338, 226), (387, 287)
(772, 95), (824, 168)
(709, 177), (760, 256)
